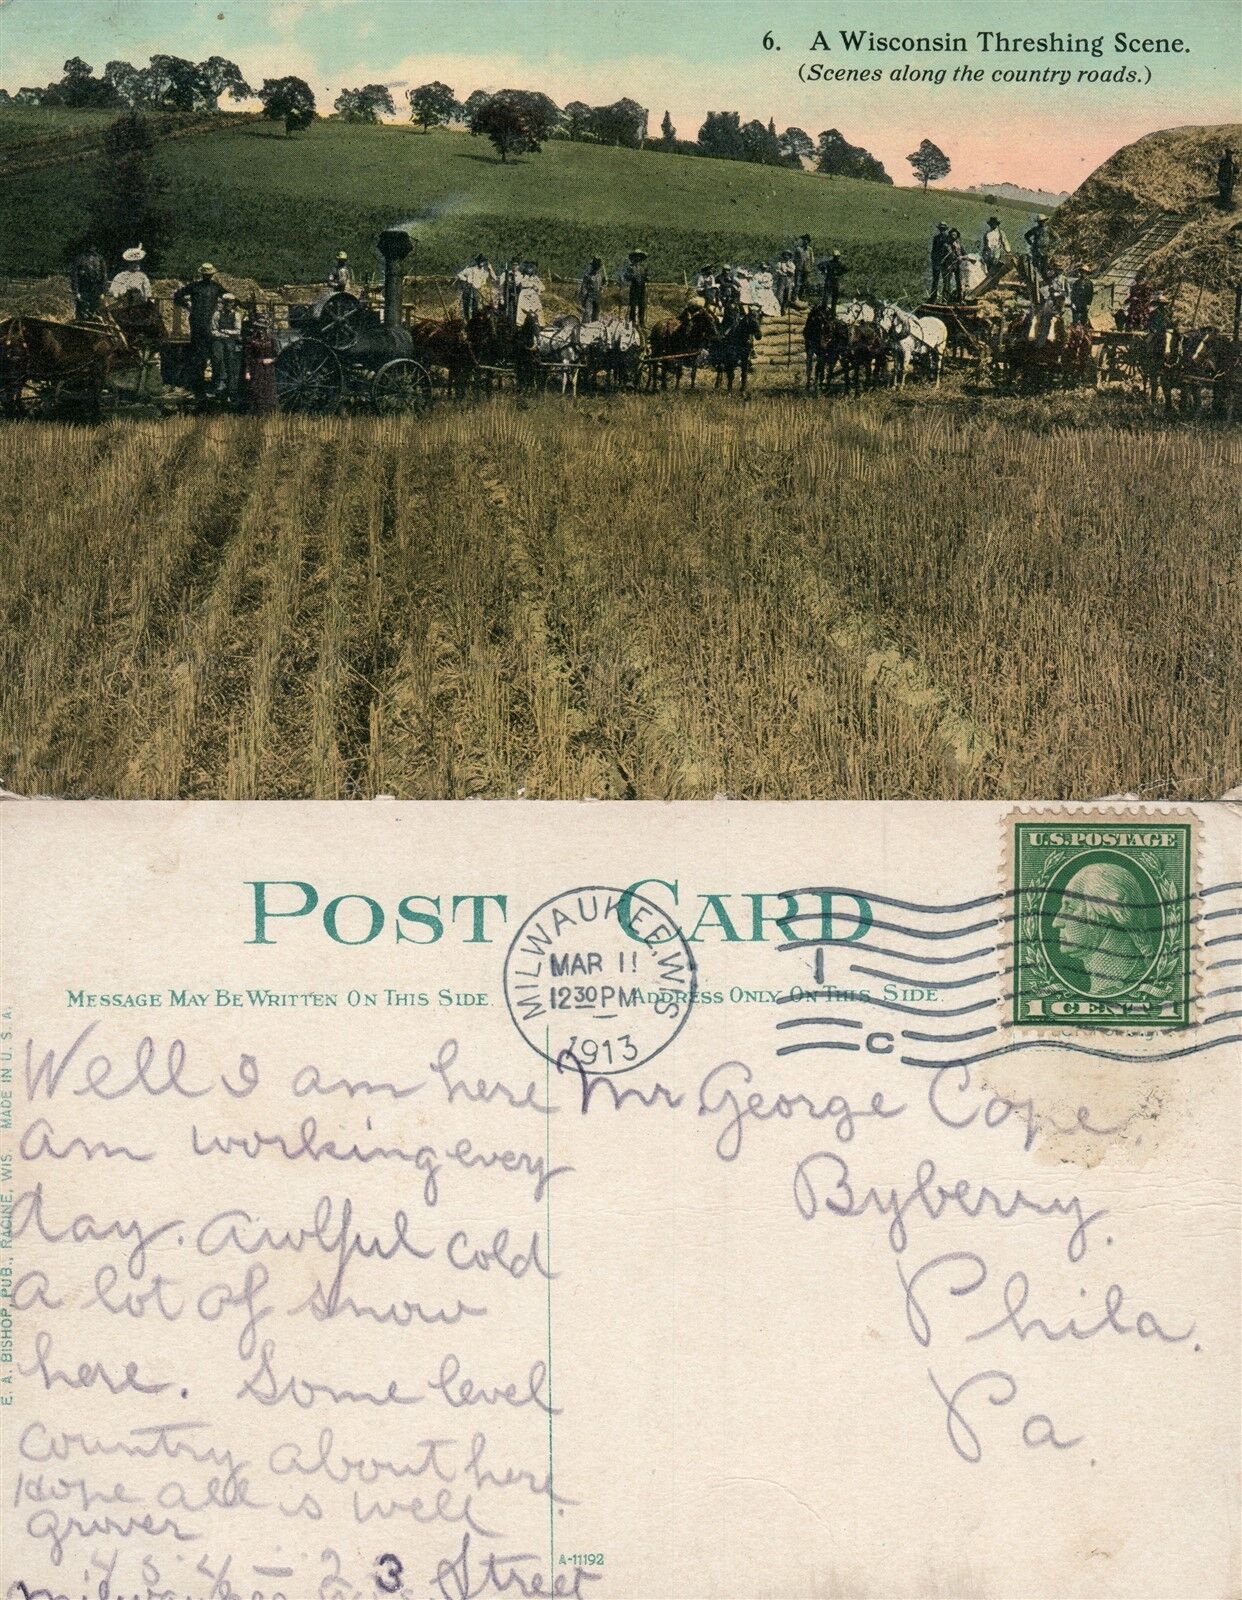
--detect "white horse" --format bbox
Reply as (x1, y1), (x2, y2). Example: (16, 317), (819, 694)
(878, 305), (948, 387)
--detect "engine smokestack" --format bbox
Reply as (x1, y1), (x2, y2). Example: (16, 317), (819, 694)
(377, 227), (413, 332)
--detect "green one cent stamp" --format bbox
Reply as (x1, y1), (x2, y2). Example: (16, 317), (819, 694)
(1012, 815), (1193, 1028)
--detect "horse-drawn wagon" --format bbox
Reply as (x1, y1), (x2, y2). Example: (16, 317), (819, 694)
(0, 301), (174, 419)
(1092, 328), (1147, 389)
(273, 228), (435, 415)
(916, 301), (994, 369)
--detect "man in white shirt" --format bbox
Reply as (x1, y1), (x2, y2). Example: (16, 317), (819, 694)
(979, 216), (1010, 271)
(456, 255), (497, 321)
(108, 245), (153, 303)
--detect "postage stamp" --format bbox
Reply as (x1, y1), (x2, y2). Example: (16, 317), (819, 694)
(503, 884), (698, 1073)
(1010, 811), (1194, 1028)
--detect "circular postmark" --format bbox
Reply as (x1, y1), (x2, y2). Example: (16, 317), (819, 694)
(503, 885), (697, 1075)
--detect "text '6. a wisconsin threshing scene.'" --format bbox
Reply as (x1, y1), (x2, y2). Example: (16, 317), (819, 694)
(0, 7), (1239, 808)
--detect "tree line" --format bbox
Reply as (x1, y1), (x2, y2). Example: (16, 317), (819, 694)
(4, 59), (949, 185)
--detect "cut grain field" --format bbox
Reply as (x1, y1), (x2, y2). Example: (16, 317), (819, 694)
(2, 395), (1237, 800)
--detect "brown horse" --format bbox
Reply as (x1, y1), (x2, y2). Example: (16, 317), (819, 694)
(1142, 325), (1181, 412)
(406, 314), (475, 395)
(461, 306), (546, 392)
(844, 321), (887, 394)
(1177, 327), (1240, 418)
(646, 306), (718, 390)
(997, 313), (1094, 391)
(803, 305), (849, 392)
(0, 314), (127, 416)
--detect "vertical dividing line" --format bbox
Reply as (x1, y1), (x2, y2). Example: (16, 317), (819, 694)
(545, 1026), (555, 1579)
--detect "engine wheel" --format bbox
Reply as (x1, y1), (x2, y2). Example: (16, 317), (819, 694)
(371, 358), (434, 415)
(275, 338), (343, 415)
(317, 293), (367, 351)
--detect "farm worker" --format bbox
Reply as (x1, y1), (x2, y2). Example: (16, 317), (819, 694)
(1069, 265), (1095, 326)
(1122, 278), (1153, 331)
(944, 230), (967, 302)
(979, 216), (1010, 270)
(1148, 293), (1173, 339)
(928, 223), (952, 301)
(210, 292), (244, 403)
(773, 252), (796, 312)
(1030, 291), (1065, 346)
(1024, 215), (1051, 283)
(817, 251), (847, 315)
(243, 311), (278, 414)
(500, 260), (523, 325)
(694, 265), (718, 306)
(718, 264), (740, 308)
(326, 251), (354, 293)
(456, 255), (496, 322)
(793, 235), (814, 302)
(174, 262), (225, 402)
(1217, 148), (1236, 209)
(516, 261), (544, 328)
(69, 242), (108, 321)
(578, 257), (608, 321)
(108, 246), (154, 304)
(622, 249), (649, 328)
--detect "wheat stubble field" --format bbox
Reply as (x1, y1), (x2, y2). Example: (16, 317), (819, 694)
(2, 394), (1237, 800)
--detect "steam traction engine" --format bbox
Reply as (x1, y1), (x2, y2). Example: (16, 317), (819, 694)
(274, 228), (433, 414)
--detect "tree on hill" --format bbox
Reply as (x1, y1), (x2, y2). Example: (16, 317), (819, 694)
(83, 112), (173, 267)
(144, 54), (216, 112)
(741, 117), (782, 166)
(407, 81), (457, 132)
(779, 127), (814, 168)
(816, 128), (891, 183)
(103, 61), (144, 107)
(48, 57), (119, 108)
(461, 89), (492, 123)
(697, 110), (745, 161)
(470, 90), (550, 162)
(260, 76), (316, 135)
(907, 137), (950, 189)
(199, 56), (252, 108)
(660, 110), (676, 149)
(590, 97), (648, 149)
(335, 83), (396, 123)
(563, 101), (593, 140)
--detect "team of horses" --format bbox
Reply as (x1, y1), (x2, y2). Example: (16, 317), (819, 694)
(803, 300), (945, 394)
(1141, 324), (1239, 418)
(3, 290), (1238, 417)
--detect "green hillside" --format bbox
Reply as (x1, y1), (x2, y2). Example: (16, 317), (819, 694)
(0, 110), (1033, 299)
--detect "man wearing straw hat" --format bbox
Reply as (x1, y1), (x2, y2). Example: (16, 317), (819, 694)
(326, 250), (355, 294)
(107, 244), (153, 305)
(174, 261), (225, 402)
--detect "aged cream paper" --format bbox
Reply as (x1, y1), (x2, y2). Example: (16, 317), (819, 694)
(1, 800), (1239, 1600)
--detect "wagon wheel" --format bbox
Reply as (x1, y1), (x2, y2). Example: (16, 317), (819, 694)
(317, 292), (367, 351)
(275, 338), (343, 414)
(371, 357), (434, 415)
